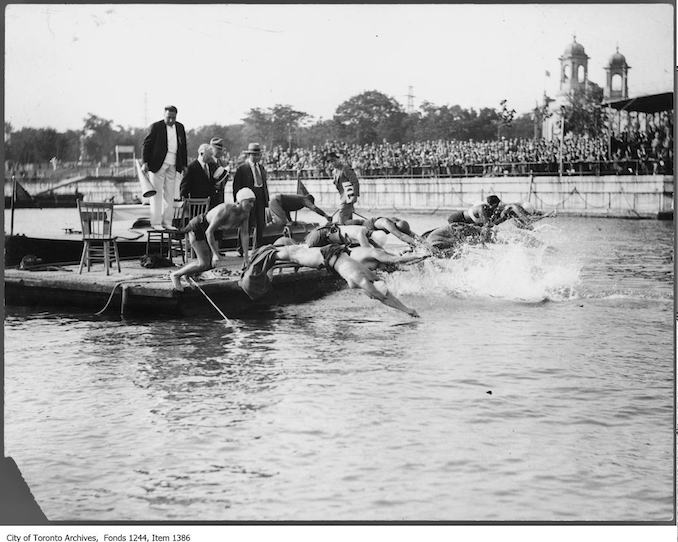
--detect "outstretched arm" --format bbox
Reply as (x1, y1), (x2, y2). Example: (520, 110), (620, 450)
(205, 222), (222, 267)
(239, 215), (250, 266)
(378, 218), (419, 247)
(305, 200), (332, 221)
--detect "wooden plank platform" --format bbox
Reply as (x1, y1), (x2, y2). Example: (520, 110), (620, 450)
(5, 254), (345, 318)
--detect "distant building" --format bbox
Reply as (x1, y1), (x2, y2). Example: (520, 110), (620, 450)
(604, 47), (630, 101)
(542, 36), (627, 140)
(558, 35), (589, 96)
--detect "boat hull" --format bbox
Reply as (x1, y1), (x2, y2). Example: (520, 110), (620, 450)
(5, 221), (319, 266)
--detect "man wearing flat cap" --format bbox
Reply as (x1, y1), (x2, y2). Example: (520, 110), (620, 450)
(210, 137), (229, 206)
(232, 142), (269, 248)
(326, 151), (360, 224)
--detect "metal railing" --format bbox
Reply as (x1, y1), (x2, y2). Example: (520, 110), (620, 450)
(264, 159), (673, 180)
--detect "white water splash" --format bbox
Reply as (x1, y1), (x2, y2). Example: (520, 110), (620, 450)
(386, 229), (581, 303)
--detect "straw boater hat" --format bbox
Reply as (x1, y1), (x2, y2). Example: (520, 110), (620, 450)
(245, 142), (262, 154)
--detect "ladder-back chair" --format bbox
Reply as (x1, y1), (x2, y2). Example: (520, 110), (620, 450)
(77, 200), (121, 275)
(182, 197), (210, 259)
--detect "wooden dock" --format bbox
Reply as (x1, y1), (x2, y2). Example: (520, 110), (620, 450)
(5, 254), (345, 318)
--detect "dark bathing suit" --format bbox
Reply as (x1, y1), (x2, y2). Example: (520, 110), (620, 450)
(184, 214), (210, 241)
(319, 243), (350, 273)
(305, 225), (345, 248)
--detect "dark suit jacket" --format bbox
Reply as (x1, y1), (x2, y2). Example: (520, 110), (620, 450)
(232, 160), (269, 205)
(179, 159), (216, 203)
(142, 120), (188, 173)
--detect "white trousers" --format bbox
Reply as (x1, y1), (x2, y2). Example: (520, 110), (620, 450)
(149, 163), (177, 225)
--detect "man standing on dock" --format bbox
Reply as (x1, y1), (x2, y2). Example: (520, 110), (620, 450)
(232, 142), (269, 249)
(180, 143), (218, 206)
(141, 105), (188, 229)
(326, 151), (360, 224)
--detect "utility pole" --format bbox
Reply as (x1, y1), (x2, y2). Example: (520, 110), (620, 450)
(407, 86), (415, 114)
(559, 105), (565, 177)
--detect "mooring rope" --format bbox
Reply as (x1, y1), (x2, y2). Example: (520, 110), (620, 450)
(188, 277), (235, 326)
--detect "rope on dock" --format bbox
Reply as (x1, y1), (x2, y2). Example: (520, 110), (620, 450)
(94, 276), (170, 316)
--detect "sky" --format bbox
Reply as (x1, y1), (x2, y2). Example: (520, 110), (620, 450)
(4, 3), (675, 132)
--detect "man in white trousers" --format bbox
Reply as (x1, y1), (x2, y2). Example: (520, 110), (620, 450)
(141, 105), (188, 228)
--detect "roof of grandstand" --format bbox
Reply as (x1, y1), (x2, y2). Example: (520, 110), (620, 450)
(603, 91), (673, 113)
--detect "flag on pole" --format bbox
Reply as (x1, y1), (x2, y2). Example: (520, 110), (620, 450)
(296, 179), (310, 196)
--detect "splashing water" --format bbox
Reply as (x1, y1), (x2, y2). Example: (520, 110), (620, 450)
(386, 227), (581, 303)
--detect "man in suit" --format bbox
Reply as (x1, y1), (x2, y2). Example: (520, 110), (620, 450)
(141, 105), (188, 228)
(179, 143), (217, 206)
(232, 142), (269, 249)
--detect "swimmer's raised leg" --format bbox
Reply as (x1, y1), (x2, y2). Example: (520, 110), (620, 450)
(359, 277), (420, 318)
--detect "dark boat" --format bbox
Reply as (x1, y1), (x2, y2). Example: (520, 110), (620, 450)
(5, 204), (319, 267)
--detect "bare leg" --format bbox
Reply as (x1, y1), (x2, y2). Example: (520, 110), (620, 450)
(169, 235), (212, 291)
(357, 277), (419, 317)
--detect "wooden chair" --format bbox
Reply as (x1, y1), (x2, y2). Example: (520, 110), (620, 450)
(182, 197), (210, 259)
(146, 200), (188, 262)
(77, 201), (121, 275)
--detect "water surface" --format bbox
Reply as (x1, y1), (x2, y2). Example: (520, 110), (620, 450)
(4, 213), (674, 521)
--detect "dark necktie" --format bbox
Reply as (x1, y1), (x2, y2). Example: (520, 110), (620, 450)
(253, 163), (262, 187)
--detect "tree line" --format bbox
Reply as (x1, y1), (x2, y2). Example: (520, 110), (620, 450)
(4, 89), (605, 165)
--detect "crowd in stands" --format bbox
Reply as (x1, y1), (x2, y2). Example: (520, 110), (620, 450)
(6, 115), (673, 180)
(249, 121), (673, 179)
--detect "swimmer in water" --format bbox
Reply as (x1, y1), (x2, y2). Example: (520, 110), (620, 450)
(273, 243), (420, 317)
(490, 200), (535, 229)
(447, 195), (502, 226)
(338, 216), (425, 249)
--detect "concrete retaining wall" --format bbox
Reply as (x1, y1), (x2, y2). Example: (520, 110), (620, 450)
(9, 175), (674, 218)
(265, 175), (674, 219)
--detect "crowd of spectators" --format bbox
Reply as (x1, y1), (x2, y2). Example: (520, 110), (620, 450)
(6, 114), (673, 181)
(245, 121), (673, 179)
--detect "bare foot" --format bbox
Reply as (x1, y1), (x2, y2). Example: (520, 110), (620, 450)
(170, 273), (184, 292)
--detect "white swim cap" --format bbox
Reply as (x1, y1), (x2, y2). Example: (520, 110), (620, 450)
(521, 201), (536, 214)
(236, 187), (256, 203)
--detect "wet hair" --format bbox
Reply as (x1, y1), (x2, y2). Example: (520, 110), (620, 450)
(164, 105), (178, 114)
(395, 219), (411, 235)
(486, 195), (501, 207)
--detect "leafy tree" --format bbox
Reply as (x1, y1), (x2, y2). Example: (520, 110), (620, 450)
(270, 104), (310, 148)
(563, 84), (605, 137)
(242, 107), (274, 148)
(81, 113), (116, 162)
(334, 90), (405, 144)
(300, 119), (337, 148)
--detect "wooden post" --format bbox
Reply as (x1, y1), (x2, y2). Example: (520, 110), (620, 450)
(10, 174), (17, 236)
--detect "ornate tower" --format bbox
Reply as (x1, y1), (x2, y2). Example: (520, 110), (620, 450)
(604, 46), (630, 100)
(558, 35), (589, 96)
